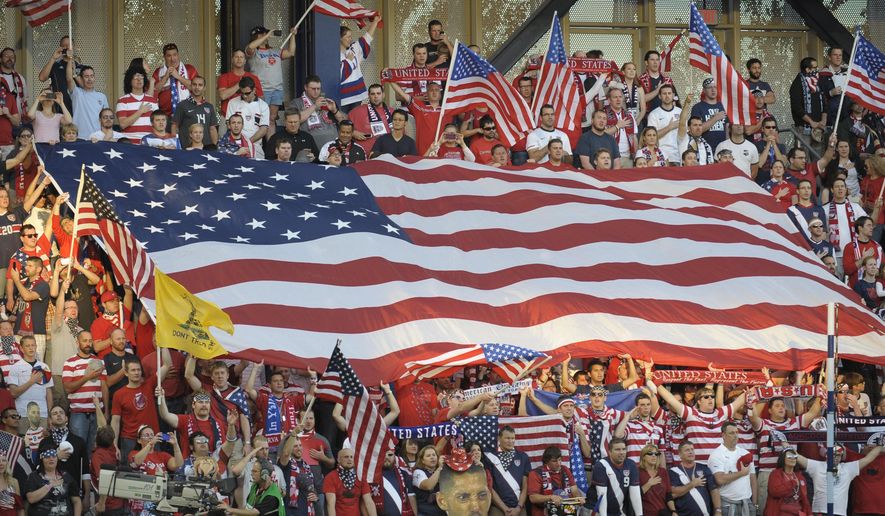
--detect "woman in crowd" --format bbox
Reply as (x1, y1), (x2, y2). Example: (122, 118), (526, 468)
(24, 439), (81, 516)
(764, 449), (811, 516)
(426, 123), (476, 161)
(0, 454), (22, 516)
(4, 127), (39, 201)
(620, 62), (646, 122)
(637, 444), (676, 516)
(399, 438), (420, 471)
(412, 445), (446, 516)
(28, 89), (72, 144)
(635, 126), (667, 167)
(761, 160), (796, 210)
(128, 425), (183, 515)
(824, 139), (862, 201)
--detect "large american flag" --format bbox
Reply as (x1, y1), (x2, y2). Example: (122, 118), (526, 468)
(844, 33), (885, 115)
(315, 344), (393, 483)
(688, 3), (754, 125)
(39, 142), (885, 381)
(532, 14), (580, 133)
(443, 43), (534, 147)
(404, 343), (547, 382)
(71, 168), (153, 296)
(459, 414), (568, 469)
(5, 0), (69, 27)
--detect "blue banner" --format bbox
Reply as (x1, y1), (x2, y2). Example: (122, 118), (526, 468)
(388, 422), (459, 440)
(526, 388), (641, 415)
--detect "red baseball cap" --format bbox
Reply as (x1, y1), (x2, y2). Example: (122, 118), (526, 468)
(100, 291), (119, 303)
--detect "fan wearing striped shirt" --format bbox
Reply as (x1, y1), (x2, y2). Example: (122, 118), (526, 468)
(648, 379), (747, 465)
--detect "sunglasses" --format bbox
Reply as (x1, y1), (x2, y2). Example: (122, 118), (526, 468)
(483, 126), (496, 130)
(763, 125), (777, 129)
(22, 233), (37, 238)
(700, 395), (715, 400)
(646, 451), (661, 456)
(591, 392), (607, 397)
(810, 224), (824, 229)
(194, 437), (210, 444)
(3, 414), (20, 419)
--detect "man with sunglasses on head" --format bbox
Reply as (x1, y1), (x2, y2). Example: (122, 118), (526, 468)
(226, 76), (270, 159)
(650, 379), (747, 465)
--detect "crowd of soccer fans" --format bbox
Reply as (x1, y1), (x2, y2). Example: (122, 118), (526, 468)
(0, 13), (879, 516)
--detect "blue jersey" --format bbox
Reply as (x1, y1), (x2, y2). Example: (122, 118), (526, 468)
(669, 463), (718, 516)
(591, 458), (639, 515)
(483, 450), (531, 507)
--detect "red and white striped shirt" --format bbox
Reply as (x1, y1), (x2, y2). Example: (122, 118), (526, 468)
(0, 348), (22, 383)
(754, 416), (801, 471)
(624, 408), (667, 463)
(62, 355), (106, 413)
(115, 93), (159, 141)
(734, 417), (758, 466)
(681, 405), (733, 464)
(578, 406), (627, 462)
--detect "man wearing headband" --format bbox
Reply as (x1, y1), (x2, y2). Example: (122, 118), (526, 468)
(690, 78), (728, 150)
(792, 442), (882, 516)
(437, 448), (492, 516)
(158, 387), (223, 456)
(521, 392), (593, 463)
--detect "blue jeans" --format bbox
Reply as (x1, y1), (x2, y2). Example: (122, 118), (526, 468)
(69, 411), (97, 462)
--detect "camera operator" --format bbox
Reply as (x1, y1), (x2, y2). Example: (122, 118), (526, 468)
(216, 458), (284, 516)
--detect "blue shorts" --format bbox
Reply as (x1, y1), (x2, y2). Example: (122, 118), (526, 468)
(263, 88), (284, 106)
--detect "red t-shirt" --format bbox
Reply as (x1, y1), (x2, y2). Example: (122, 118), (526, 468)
(768, 180), (796, 210)
(470, 137), (504, 165)
(299, 430), (331, 467)
(91, 446), (125, 510)
(152, 64), (200, 116)
(217, 71), (264, 115)
(111, 375), (159, 439)
(323, 470), (369, 516)
(847, 450), (885, 514)
(526, 467), (576, 516)
(0, 89), (19, 146)
(175, 414), (222, 456)
(142, 348), (186, 399)
(860, 175), (885, 225)
(90, 306), (135, 359)
(407, 100), (455, 156)
(349, 103), (391, 155)
(395, 382), (440, 427)
(787, 162), (820, 197)
(127, 449), (172, 475)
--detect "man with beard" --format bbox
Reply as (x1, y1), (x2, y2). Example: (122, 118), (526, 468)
(279, 431), (320, 516)
(110, 354), (169, 464)
(62, 330), (107, 459)
(368, 448), (417, 516)
(45, 404), (90, 506)
(349, 83), (391, 155)
(745, 58), (775, 105)
(324, 447), (374, 516)
(158, 387), (224, 456)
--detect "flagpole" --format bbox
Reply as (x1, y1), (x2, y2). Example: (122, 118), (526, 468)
(281, 0), (316, 50)
(432, 39), (458, 144)
(68, 164), (85, 280)
(825, 302), (838, 516)
(833, 27), (861, 131)
(67, 0), (73, 53)
(530, 12), (557, 116)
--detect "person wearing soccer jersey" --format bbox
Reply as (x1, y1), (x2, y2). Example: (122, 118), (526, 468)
(669, 441), (721, 516)
(62, 330), (107, 461)
(614, 390), (665, 463)
(708, 421), (756, 516)
(748, 390), (821, 513)
(591, 438), (642, 516)
(526, 446), (584, 516)
(483, 425), (530, 515)
(651, 381), (746, 465)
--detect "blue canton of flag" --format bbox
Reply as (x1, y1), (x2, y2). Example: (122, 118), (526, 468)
(480, 343), (545, 363)
(449, 45), (498, 82)
(570, 432), (589, 494)
(225, 387), (251, 417)
(546, 16), (568, 65)
(845, 33), (885, 115)
(459, 415), (499, 453)
(690, 4), (721, 56)
(39, 142), (408, 252)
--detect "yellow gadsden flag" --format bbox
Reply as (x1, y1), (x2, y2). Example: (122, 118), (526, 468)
(154, 268), (234, 359)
